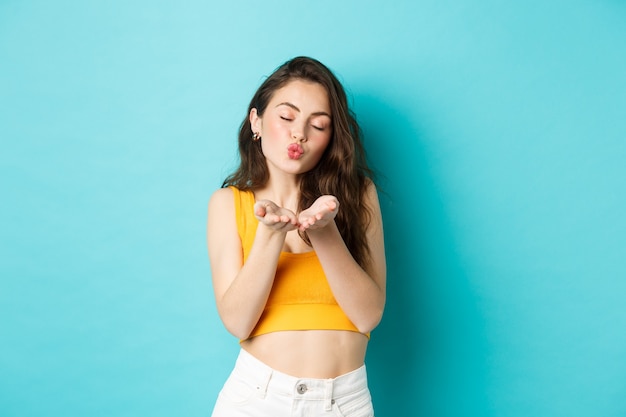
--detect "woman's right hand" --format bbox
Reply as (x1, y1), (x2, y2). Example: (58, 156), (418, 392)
(254, 200), (299, 232)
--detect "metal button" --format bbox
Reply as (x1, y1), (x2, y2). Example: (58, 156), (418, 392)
(297, 383), (308, 394)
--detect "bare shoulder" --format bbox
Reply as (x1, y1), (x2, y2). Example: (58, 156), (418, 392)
(207, 187), (237, 248)
(207, 186), (245, 305)
(207, 187), (242, 283)
(208, 186), (234, 212)
(363, 178), (386, 282)
(363, 178), (381, 209)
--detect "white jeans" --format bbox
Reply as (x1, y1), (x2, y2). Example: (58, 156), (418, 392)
(211, 349), (374, 417)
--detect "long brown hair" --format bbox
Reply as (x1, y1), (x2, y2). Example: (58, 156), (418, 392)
(223, 56), (375, 268)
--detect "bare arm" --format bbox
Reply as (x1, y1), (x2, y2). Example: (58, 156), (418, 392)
(207, 188), (298, 339)
(300, 182), (387, 333)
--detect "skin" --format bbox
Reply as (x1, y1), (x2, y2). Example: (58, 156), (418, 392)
(207, 80), (386, 378)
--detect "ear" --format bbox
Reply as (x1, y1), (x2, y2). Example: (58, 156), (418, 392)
(249, 108), (262, 134)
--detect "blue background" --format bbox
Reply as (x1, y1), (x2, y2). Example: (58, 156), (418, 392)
(2, 1), (625, 416)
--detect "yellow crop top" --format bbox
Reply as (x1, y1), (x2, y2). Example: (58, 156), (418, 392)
(230, 186), (368, 340)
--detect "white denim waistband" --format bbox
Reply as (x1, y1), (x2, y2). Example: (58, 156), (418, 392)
(233, 348), (368, 409)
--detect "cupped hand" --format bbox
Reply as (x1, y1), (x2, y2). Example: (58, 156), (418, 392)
(298, 195), (339, 231)
(254, 200), (299, 232)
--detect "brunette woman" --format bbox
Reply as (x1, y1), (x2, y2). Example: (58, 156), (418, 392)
(207, 56), (386, 417)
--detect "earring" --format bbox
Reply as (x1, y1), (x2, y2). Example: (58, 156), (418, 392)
(252, 132), (261, 141)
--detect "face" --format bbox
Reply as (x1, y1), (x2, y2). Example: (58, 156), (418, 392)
(250, 79), (332, 177)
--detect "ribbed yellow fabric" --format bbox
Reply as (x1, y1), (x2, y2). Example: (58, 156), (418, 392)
(229, 186), (368, 340)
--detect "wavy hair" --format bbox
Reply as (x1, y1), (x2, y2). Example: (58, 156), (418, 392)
(222, 56), (375, 268)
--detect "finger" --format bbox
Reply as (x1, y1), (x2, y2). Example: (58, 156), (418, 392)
(264, 203), (277, 215)
(254, 205), (267, 217)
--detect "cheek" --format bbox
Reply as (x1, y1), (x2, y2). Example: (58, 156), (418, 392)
(317, 132), (332, 149)
(264, 119), (288, 136)
(310, 135), (332, 158)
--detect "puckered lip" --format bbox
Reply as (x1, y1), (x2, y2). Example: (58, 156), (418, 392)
(287, 143), (304, 160)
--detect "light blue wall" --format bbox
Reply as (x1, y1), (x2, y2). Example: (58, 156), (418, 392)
(2, 1), (625, 416)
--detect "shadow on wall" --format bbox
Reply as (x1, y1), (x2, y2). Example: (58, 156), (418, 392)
(355, 92), (492, 416)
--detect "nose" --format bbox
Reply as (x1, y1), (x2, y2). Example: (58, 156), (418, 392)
(292, 126), (307, 142)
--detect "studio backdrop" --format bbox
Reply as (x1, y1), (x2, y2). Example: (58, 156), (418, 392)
(1, 1), (625, 416)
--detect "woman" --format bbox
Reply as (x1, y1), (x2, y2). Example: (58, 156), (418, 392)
(207, 56), (386, 417)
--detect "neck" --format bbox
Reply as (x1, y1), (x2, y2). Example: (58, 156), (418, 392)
(256, 174), (302, 211)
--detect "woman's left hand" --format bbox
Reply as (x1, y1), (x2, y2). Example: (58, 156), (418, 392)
(298, 195), (339, 231)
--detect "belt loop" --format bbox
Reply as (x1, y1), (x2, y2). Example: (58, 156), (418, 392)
(324, 379), (333, 411)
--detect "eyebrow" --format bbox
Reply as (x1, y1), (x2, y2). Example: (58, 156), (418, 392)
(275, 102), (331, 118)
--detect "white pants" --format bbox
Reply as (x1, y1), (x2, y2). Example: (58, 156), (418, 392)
(211, 349), (374, 417)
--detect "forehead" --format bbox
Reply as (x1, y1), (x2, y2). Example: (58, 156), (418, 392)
(269, 80), (331, 113)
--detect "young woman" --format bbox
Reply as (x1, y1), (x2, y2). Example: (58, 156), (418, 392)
(207, 56), (386, 417)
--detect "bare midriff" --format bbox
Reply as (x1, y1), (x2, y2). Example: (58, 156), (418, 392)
(240, 329), (368, 379)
